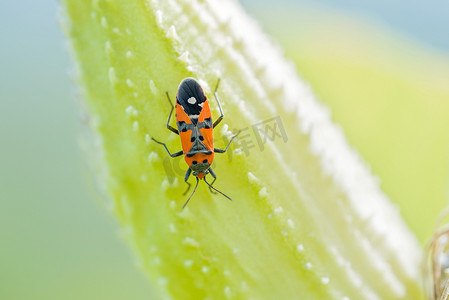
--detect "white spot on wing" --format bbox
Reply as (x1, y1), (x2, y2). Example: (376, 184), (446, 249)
(187, 97), (197, 104)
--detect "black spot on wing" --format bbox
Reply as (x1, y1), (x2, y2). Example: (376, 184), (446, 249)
(176, 78), (207, 123)
(204, 117), (212, 129)
(197, 117), (213, 130)
(177, 120), (195, 134)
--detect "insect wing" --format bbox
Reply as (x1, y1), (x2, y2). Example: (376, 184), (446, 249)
(197, 100), (214, 152)
(175, 101), (194, 155)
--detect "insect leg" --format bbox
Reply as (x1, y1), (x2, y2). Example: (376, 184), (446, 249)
(204, 177), (232, 201)
(165, 91), (179, 135)
(207, 168), (217, 194)
(183, 168), (192, 195)
(151, 137), (183, 157)
(214, 130), (242, 153)
(212, 78), (224, 128)
(183, 177), (199, 209)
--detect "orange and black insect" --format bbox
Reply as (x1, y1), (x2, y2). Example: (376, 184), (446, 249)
(151, 78), (239, 208)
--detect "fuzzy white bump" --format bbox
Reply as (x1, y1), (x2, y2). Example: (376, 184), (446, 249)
(178, 51), (190, 63)
(125, 105), (138, 117)
(223, 124), (235, 140)
(169, 223), (177, 233)
(108, 67), (117, 85)
(105, 40), (112, 55)
(166, 25), (179, 40)
(197, 79), (209, 91)
(155, 10), (163, 26)
(157, 277), (167, 286)
(112, 27), (122, 35)
(247, 172), (260, 185)
(258, 187), (268, 198)
(184, 260), (194, 268)
(149, 80), (158, 95)
(101, 16), (108, 28)
(147, 152), (159, 163)
(296, 244), (305, 253)
(132, 121), (139, 131)
(183, 237), (199, 248)
(161, 178), (171, 190)
(224, 286), (232, 298)
(274, 206), (283, 214)
(220, 124), (230, 136)
(126, 50), (134, 59)
(126, 79), (135, 88)
(152, 256), (161, 265)
(176, 208), (190, 220)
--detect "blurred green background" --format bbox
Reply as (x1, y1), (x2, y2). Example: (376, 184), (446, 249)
(1, 0), (448, 299)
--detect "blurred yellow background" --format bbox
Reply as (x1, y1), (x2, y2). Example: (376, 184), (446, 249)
(1, 0), (449, 299)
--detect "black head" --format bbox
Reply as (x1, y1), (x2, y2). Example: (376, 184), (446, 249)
(176, 78), (207, 124)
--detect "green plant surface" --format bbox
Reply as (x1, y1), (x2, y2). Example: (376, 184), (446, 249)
(255, 5), (449, 244)
(61, 0), (424, 299)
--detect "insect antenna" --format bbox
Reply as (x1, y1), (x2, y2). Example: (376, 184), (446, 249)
(183, 177), (199, 209)
(204, 177), (232, 201)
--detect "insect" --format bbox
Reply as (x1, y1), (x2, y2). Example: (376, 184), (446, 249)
(425, 208), (449, 300)
(151, 78), (240, 208)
